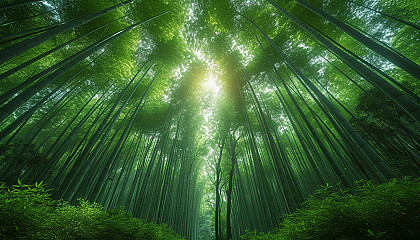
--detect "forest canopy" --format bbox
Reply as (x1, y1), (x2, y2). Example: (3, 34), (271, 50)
(0, 0), (419, 239)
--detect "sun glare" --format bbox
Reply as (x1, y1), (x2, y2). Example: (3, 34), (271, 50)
(203, 73), (221, 95)
(191, 49), (222, 96)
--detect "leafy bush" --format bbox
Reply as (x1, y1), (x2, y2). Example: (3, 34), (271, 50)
(241, 177), (420, 240)
(0, 181), (183, 240)
(0, 180), (59, 239)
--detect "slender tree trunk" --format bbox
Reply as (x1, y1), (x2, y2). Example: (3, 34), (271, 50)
(261, 1), (420, 124)
(215, 137), (225, 240)
(0, 15), (126, 84)
(90, 62), (159, 202)
(0, 11), (168, 123)
(0, 0), (133, 65)
(290, 0), (420, 80)
(347, 0), (420, 30)
(0, 0), (41, 12)
(226, 134), (238, 240)
(242, 13), (397, 179)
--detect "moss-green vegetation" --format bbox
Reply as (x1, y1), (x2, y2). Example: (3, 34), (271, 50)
(0, 181), (183, 240)
(241, 177), (420, 240)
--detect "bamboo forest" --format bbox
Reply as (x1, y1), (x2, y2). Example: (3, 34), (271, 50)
(1, 0), (420, 239)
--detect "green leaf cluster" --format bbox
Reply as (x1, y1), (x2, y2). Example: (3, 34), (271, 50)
(0, 181), (183, 240)
(241, 177), (420, 240)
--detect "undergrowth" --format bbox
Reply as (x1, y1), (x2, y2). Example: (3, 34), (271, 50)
(0, 180), (183, 240)
(241, 177), (420, 240)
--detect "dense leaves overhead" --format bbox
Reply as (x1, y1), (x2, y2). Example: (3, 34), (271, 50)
(0, 0), (419, 239)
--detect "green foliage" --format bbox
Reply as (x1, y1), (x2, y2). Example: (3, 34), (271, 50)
(241, 177), (420, 240)
(0, 181), (59, 239)
(0, 181), (183, 240)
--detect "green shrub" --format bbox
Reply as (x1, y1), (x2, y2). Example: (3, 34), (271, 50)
(241, 177), (420, 240)
(0, 180), (59, 239)
(0, 181), (183, 240)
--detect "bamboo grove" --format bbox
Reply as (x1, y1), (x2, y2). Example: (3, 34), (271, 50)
(0, 0), (419, 239)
